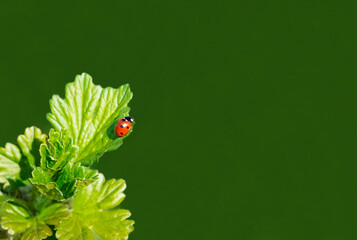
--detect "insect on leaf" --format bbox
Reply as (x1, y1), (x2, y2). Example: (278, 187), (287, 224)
(47, 73), (133, 166)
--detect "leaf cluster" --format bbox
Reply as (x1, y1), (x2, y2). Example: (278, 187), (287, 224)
(0, 73), (135, 239)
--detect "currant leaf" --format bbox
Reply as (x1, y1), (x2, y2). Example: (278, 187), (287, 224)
(55, 174), (134, 240)
(0, 127), (46, 191)
(30, 167), (63, 200)
(47, 73), (133, 166)
(1, 202), (70, 240)
(39, 129), (79, 174)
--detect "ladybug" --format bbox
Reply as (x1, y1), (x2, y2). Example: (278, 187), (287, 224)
(115, 116), (134, 137)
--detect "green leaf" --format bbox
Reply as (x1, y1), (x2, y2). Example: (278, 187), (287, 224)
(31, 163), (98, 200)
(30, 167), (63, 200)
(0, 143), (20, 184)
(56, 162), (98, 197)
(1, 202), (70, 240)
(0, 127), (46, 191)
(0, 191), (8, 204)
(37, 203), (72, 225)
(39, 129), (79, 174)
(17, 127), (47, 167)
(31, 128), (98, 200)
(55, 174), (134, 240)
(47, 73), (133, 166)
(0, 191), (9, 216)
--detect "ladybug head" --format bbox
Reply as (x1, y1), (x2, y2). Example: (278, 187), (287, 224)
(124, 116), (134, 123)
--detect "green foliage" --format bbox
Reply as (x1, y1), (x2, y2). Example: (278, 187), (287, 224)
(0, 127), (47, 192)
(55, 175), (134, 240)
(40, 129), (79, 174)
(0, 73), (135, 240)
(56, 162), (98, 191)
(1, 202), (70, 240)
(0, 144), (20, 185)
(47, 73), (133, 166)
(30, 129), (97, 200)
(30, 167), (63, 201)
(18, 127), (48, 168)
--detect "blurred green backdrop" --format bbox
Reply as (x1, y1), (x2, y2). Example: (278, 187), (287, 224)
(1, 0), (356, 239)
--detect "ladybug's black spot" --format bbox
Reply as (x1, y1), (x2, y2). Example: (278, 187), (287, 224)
(120, 125), (124, 128)
(120, 132), (123, 135)
(121, 118), (126, 121)
(127, 127), (129, 129)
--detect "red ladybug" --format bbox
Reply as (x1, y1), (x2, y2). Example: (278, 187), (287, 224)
(115, 117), (134, 137)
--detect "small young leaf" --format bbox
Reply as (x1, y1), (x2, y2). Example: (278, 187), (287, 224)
(17, 127), (47, 167)
(31, 162), (97, 200)
(56, 162), (98, 196)
(0, 144), (20, 184)
(40, 129), (79, 173)
(1, 202), (70, 240)
(0, 127), (46, 191)
(0, 143), (21, 164)
(30, 167), (63, 200)
(47, 73), (133, 166)
(55, 174), (134, 240)
(31, 128), (98, 200)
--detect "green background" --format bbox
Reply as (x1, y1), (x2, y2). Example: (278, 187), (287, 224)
(0, 1), (356, 239)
